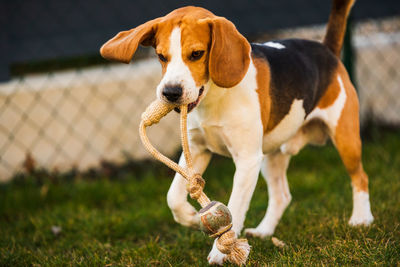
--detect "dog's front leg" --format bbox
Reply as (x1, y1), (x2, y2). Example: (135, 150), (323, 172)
(167, 150), (211, 228)
(208, 154), (263, 265)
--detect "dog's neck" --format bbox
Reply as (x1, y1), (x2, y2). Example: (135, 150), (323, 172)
(191, 57), (260, 124)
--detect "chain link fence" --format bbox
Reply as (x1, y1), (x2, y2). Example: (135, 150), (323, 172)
(0, 58), (182, 181)
(1, 2), (399, 182)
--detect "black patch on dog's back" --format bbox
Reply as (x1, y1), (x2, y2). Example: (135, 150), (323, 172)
(251, 39), (338, 127)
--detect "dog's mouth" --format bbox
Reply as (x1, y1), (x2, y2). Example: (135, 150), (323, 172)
(174, 86), (204, 113)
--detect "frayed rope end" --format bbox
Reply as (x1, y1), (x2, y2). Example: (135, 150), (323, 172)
(226, 238), (250, 265)
(216, 229), (250, 265)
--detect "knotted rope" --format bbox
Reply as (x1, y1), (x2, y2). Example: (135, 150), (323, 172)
(139, 99), (250, 265)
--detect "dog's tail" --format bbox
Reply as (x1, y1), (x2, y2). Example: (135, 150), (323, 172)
(323, 0), (355, 57)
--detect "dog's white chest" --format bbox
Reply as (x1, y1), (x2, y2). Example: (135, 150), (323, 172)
(200, 125), (232, 157)
(187, 60), (264, 158)
(187, 111), (233, 157)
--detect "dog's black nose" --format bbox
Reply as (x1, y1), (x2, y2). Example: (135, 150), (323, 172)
(162, 85), (183, 102)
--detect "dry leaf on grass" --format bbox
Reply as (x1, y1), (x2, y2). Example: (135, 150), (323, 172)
(271, 237), (286, 248)
(51, 226), (62, 236)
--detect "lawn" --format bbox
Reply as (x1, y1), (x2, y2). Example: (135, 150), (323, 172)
(1, 130), (399, 266)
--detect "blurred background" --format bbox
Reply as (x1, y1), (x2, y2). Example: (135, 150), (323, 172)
(0, 0), (399, 181)
(1, 1), (400, 266)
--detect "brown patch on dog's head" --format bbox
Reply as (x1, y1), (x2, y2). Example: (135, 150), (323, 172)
(179, 18), (212, 87)
(154, 7), (214, 79)
(100, 6), (250, 89)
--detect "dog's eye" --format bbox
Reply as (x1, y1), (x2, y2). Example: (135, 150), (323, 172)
(189, 50), (204, 61)
(157, 53), (167, 62)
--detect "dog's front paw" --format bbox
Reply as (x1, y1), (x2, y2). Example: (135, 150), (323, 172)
(244, 227), (273, 239)
(170, 202), (199, 228)
(207, 242), (227, 265)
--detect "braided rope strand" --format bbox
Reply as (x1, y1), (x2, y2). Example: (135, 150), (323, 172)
(179, 105), (194, 170)
(180, 105), (211, 208)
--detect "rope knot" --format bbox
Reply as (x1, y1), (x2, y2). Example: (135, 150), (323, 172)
(187, 173), (205, 200)
(216, 230), (235, 254)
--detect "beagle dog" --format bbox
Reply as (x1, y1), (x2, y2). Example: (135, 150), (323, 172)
(101, 0), (373, 264)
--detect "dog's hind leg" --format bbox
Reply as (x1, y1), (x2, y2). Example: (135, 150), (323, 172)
(245, 151), (292, 238)
(167, 150), (212, 228)
(330, 77), (373, 226)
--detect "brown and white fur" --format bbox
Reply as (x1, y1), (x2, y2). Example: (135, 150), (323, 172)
(101, 0), (373, 264)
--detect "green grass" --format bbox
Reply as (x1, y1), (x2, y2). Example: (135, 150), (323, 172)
(1, 130), (399, 266)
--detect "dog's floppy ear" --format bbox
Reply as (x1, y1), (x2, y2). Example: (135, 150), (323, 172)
(207, 17), (251, 88)
(100, 18), (161, 63)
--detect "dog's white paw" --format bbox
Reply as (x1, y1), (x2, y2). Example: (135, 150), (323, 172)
(349, 212), (374, 226)
(349, 191), (374, 226)
(244, 227), (273, 239)
(207, 242), (227, 265)
(170, 202), (199, 228)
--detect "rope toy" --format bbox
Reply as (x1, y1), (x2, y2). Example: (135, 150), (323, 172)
(139, 99), (250, 265)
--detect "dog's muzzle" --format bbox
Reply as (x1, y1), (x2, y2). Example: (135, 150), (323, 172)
(162, 85), (183, 102)
(174, 86), (204, 113)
